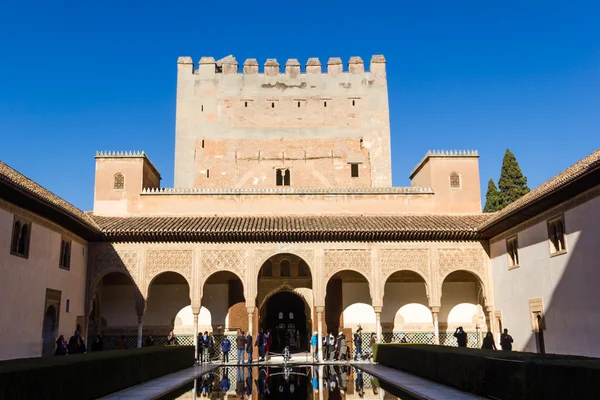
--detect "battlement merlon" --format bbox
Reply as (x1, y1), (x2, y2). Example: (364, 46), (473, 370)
(409, 150), (479, 180)
(95, 151), (162, 181)
(177, 55), (386, 77)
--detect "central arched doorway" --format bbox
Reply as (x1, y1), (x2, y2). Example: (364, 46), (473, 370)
(260, 291), (309, 353)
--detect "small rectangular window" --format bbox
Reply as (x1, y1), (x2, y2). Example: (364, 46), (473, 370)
(201, 105), (204, 112)
(59, 238), (71, 270)
(66, 299), (70, 313)
(352, 100), (355, 106)
(548, 216), (567, 255)
(10, 217), (31, 258)
(298, 102), (300, 107)
(245, 101), (248, 107)
(506, 236), (519, 269)
(206, 169), (210, 178)
(271, 102), (275, 108)
(276, 169), (290, 186)
(324, 101), (327, 107)
(201, 140), (205, 148)
(350, 163), (359, 178)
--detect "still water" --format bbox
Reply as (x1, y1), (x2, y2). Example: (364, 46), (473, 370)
(162, 365), (416, 400)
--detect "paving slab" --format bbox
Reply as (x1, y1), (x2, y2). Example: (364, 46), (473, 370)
(101, 363), (219, 400)
(354, 363), (484, 400)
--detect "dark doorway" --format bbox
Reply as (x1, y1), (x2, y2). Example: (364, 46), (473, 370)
(536, 314), (546, 354)
(261, 292), (308, 353)
(42, 306), (57, 356)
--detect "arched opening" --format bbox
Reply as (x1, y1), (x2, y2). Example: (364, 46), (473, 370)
(382, 270), (432, 343)
(145, 272), (191, 343)
(257, 253), (313, 353)
(260, 291), (310, 352)
(42, 305), (57, 356)
(201, 271), (245, 335)
(440, 270), (486, 347)
(92, 272), (138, 349)
(535, 314), (546, 354)
(325, 270), (371, 339)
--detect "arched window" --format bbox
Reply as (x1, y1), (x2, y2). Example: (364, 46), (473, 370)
(113, 173), (125, 190)
(17, 224), (30, 256)
(261, 260), (273, 277)
(298, 260), (309, 277)
(10, 221), (21, 253)
(60, 239), (71, 270)
(284, 169), (291, 186)
(279, 259), (291, 277)
(449, 172), (461, 189)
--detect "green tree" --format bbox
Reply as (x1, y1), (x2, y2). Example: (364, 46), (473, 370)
(498, 149), (530, 208)
(483, 179), (502, 212)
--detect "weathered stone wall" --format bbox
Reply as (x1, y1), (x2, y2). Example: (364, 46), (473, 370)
(174, 55), (391, 189)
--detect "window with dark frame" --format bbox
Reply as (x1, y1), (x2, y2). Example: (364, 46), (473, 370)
(548, 216), (567, 255)
(10, 218), (31, 258)
(276, 169), (290, 186)
(59, 238), (71, 270)
(113, 173), (125, 190)
(506, 236), (519, 268)
(280, 259), (291, 277)
(298, 260), (309, 277)
(351, 163), (359, 178)
(449, 172), (461, 189)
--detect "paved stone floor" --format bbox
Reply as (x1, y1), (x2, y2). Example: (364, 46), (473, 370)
(100, 364), (219, 400)
(354, 362), (484, 400)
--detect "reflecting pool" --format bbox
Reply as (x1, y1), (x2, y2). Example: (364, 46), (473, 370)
(160, 365), (418, 399)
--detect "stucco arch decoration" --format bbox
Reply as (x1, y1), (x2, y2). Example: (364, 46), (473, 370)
(254, 249), (315, 277)
(379, 248), (431, 302)
(144, 250), (193, 298)
(324, 249), (374, 300)
(437, 248), (489, 305)
(199, 250), (247, 298)
(257, 282), (314, 325)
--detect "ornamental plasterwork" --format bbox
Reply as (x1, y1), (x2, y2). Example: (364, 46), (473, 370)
(324, 249), (372, 282)
(438, 248), (485, 281)
(89, 245), (138, 289)
(254, 249), (315, 275)
(146, 250), (193, 285)
(201, 250), (247, 281)
(379, 249), (430, 283)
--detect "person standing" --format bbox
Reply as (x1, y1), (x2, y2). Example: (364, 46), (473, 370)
(500, 329), (514, 351)
(454, 326), (468, 348)
(91, 334), (103, 352)
(221, 335), (232, 363)
(311, 331), (318, 361)
(200, 331), (210, 363)
(237, 330), (247, 364)
(482, 332), (497, 350)
(255, 329), (265, 361)
(368, 333), (377, 362)
(353, 327), (363, 361)
(246, 331), (253, 364)
(144, 334), (154, 347)
(55, 335), (68, 355)
(328, 333), (336, 361)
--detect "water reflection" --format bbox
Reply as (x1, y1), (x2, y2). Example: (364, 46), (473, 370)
(165, 365), (411, 399)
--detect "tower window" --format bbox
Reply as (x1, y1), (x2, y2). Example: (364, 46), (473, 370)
(298, 102), (300, 108)
(276, 169), (290, 186)
(59, 238), (71, 270)
(201, 105), (204, 112)
(201, 140), (205, 148)
(113, 173), (125, 190)
(548, 216), (567, 255)
(206, 169), (210, 178)
(352, 100), (355, 106)
(10, 218), (31, 258)
(324, 101), (327, 107)
(350, 163), (359, 178)
(271, 102), (274, 108)
(449, 172), (461, 189)
(506, 236), (519, 269)
(245, 102), (248, 107)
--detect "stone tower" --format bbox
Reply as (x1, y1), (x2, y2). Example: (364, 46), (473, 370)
(173, 55), (392, 189)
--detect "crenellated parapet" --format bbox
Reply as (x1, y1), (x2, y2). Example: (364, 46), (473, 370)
(178, 55), (386, 76)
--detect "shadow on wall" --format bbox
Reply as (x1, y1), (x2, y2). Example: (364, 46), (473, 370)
(521, 208), (600, 357)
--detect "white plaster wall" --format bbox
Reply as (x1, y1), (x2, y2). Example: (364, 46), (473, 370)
(491, 195), (600, 357)
(342, 282), (374, 330)
(381, 282), (429, 326)
(0, 207), (88, 360)
(439, 282), (478, 331)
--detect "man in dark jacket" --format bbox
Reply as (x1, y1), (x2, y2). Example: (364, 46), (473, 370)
(500, 329), (514, 351)
(255, 329), (265, 361)
(353, 327), (363, 361)
(454, 326), (468, 347)
(236, 330), (247, 364)
(246, 331), (253, 363)
(68, 331), (86, 354)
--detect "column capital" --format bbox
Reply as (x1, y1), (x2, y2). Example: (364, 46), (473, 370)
(191, 306), (201, 315)
(316, 306), (325, 313)
(373, 306), (382, 314)
(485, 305), (494, 314)
(246, 306), (256, 314)
(430, 306), (440, 314)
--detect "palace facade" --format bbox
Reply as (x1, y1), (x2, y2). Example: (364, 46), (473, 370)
(1, 55), (599, 361)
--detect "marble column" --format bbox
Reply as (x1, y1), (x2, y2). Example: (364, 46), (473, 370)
(136, 315), (143, 348)
(431, 306), (440, 345)
(318, 365), (324, 400)
(247, 307), (255, 335)
(374, 307), (382, 342)
(193, 311), (199, 360)
(317, 306), (324, 362)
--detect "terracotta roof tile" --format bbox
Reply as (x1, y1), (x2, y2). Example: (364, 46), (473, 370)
(0, 161), (98, 230)
(91, 214), (490, 242)
(480, 149), (600, 230)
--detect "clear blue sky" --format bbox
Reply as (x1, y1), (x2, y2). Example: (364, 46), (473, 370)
(1, 0), (598, 211)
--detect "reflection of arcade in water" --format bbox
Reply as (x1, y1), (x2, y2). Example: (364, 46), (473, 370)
(164, 365), (408, 399)
(260, 291), (309, 353)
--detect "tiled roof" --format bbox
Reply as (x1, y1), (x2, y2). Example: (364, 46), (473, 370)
(0, 161), (98, 231)
(91, 214), (490, 242)
(479, 148), (600, 232)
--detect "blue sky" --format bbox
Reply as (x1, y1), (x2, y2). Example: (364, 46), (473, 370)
(1, 0), (598, 211)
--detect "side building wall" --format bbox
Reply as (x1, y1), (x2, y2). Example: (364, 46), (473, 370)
(0, 201), (88, 360)
(490, 190), (600, 357)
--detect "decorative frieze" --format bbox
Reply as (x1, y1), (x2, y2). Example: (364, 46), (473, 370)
(201, 250), (246, 280)
(254, 249), (315, 274)
(324, 249), (371, 281)
(379, 249), (429, 283)
(89, 245), (138, 288)
(438, 248), (484, 280)
(146, 250), (193, 284)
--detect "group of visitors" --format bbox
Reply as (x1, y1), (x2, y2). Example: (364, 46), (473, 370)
(311, 327), (377, 362)
(54, 330), (87, 355)
(454, 326), (514, 351)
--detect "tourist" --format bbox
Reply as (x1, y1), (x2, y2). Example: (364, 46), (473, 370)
(328, 333), (336, 361)
(91, 334), (103, 352)
(167, 330), (177, 345)
(454, 326), (468, 347)
(264, 329), (272, 360)
(246, 331), (253, 363)
(255, 329), (266, 361)
(336, 332), (347, 361)
(368, 333), (377, 362)
(353, 327), (363, 361)
(500, 329), (514, 351)
(55, 335), (68, 355)
(283, 345), (291, 362)
(144, 334), (154, 347)
(199, 331), (210, 363)
(482, 332), (497, 350)
(208, 332), (215, 360)
(311, 331), (318, 361)
(68, 331), (86, 354)
(221, 335), (232, 363)
(117, 335), (127, 350)
(236, 330), (247, 364)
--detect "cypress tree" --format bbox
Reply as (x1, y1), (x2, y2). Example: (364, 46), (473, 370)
(498, 149), (530, 208)
(483, 179), (501, 212)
